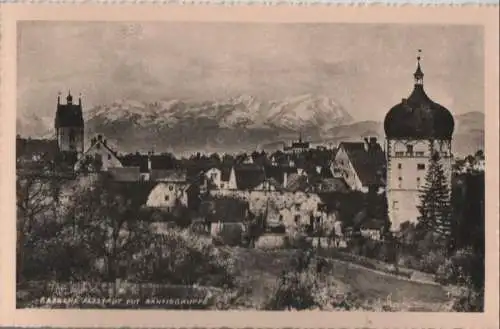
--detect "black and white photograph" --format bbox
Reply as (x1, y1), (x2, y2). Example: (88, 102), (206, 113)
(13, 18), (488, 313)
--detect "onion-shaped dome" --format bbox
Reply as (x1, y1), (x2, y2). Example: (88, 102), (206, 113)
(384, 52), (454, 140)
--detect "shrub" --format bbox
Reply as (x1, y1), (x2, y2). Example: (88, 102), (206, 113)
(264, 270), (318, 310)
(128, 229), (236, 288)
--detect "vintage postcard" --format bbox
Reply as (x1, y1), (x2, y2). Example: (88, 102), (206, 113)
(0, 3), (498, 329)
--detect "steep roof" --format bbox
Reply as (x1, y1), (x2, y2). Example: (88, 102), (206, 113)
(234, 164), (265, 190)
(340, 141), (386, 187)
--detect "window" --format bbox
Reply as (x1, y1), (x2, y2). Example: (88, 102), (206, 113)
(415, 151), (424, 156)
(294, 215), (300, 223)
(417, 164), (425, 170)
(397, 163), (402, 169)
(398, 177), (402, 188)
(406, 145), (414, 155)
(395, 151), (404, 156)
(210, 173), (217, 181)
(164, 195), (170, 201)
(96, 143), (101, 150)
(392, 201), (399, 210)
(168, 185), (174, 191)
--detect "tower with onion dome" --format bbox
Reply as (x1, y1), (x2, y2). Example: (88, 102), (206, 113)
(384, 50), (455, 231)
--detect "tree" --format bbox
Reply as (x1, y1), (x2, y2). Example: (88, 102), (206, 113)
(16, 170), (65, 282)
(63, 175), (152, 282)
(417, 152), (452, 247)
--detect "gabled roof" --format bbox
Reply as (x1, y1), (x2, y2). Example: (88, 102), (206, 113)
(339, 142), (386, 186)
(82, 138), (120, 159)
(234, 164), (265, 190)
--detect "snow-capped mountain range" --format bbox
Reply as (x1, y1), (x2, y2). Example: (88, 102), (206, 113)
(17, 95), (484, 156)
(84, 94), (352, 132)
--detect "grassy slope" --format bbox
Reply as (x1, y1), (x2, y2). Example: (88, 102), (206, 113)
(229, 248), (452, 311)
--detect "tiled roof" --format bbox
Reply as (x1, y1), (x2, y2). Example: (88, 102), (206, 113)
(108, 167), (141, 182)
(286, 173), (310, 192)
(316, 177), (350, 193)
(150, 169), (187, 182)
(234, 164), (265, 190)
(200, 196), (249, 223)
(340, 142), (386, 186)
(264, 165), (297, 186)
(119, 154), (149, 173)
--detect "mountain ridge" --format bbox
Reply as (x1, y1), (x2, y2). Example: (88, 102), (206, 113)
(16, 96), (484, 157)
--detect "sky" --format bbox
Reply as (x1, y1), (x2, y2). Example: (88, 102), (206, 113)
(17, 22), (484, 123)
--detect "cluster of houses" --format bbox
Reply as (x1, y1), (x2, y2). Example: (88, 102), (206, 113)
(16, 129), (388, 243)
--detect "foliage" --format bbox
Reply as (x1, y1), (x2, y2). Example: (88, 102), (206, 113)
(128, 228), (236, 288)
(417, 152), (452, 245)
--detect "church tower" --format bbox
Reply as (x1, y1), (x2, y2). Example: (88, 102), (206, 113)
(384, 51), (455, 231)
(54, 91), (84, 155)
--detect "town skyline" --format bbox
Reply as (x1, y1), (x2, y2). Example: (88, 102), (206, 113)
(18, 22), (484, 135)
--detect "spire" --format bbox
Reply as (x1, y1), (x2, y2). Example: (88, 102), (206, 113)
(57, 91), (61, 105)
(414, 49), (424, 86)
(78, 92), (82, 106)
(66, 90), (73, 104)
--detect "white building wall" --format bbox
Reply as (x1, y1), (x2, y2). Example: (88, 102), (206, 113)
(386, 139), (453, 231)
(146, 183), (188, 209)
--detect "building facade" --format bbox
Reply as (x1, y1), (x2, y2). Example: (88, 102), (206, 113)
(384, 52), (455, 231)
(55, 91), (84, 155)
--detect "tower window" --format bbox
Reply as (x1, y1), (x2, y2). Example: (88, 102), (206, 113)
(417, 164), (425, 170)
(397, 163), (402, 169)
